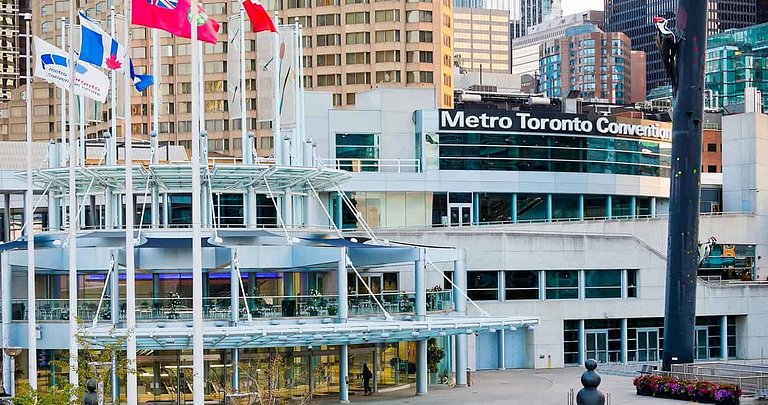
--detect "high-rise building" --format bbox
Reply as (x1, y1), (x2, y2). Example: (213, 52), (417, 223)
(453, 7), (511, 74)
(605, 0), (768, 93)
(0, 0), (455, 155)
(0, 0), (20, 102)
(539, 26), (645, 104)
(281, 0), (455, 109)
(511, 10), (604, 79)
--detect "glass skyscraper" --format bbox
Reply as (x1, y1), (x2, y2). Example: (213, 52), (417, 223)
(605, 0), (768, 94)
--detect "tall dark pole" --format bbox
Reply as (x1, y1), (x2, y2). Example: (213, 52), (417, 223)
(662, 0), (708, 371)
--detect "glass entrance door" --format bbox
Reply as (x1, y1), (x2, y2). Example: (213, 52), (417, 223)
(448, 204), (472, 227)
(585, 330), (609, 363)
(695, 327), (709, 360)
(637, 329), (660, 362)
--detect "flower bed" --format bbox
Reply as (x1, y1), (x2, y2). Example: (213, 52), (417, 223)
(633, 374), (741, 404)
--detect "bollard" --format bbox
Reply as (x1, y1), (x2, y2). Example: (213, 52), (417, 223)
(576, 359), (605, 405)
(466, 368), (471, 387)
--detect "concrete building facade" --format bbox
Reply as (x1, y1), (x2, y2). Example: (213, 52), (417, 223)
(453, 7), (511, 74)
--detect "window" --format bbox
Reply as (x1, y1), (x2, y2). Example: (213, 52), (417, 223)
(346, 12), (370, 24)
(335, 133), (379, 171)
(467, 271), (498, 301)
(317, 74), (341, 86)
(316, 34), (341, 46)
(505, 271), (538, 300)
(545, 270), (578, 299)
(627, 270), (638, 298)
(204, 61), (226, 73)
(346, 93), (356, 105)
(333, 93), (342, 106)
(407, 10), (432, 22)
(375, 30), (400, 43)
(407, 51), (433, 63)
(407, 30), (433, 43)
(584, 270), (622, 298)
(407, 71), (433, 83)
(375, 70), (401, 83)
(346, 72), (371, 85)
(292, 16), (312, 27)
(316, 54), (341, 67)
(132, 48), (147, 59)
(316, 14), (341, 27)
(346, 32), (371, 45)
(202, 2), (227, 14)
(707, 165), (717, 173)
(316, 0), (339, 5)
(707, 143), (717, 152)
(375, 50), (400, 63)
(346, 52), (371, 65)
(375, 10), (400, 22)
(287, 0), (310, 7)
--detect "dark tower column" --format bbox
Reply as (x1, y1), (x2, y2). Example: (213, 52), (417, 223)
(662, 0), (708, 371)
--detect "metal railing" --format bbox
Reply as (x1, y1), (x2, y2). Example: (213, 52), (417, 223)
(9, 291), (453, 322)
(659, 363), (768, 396)
(320, 158), (421, 173)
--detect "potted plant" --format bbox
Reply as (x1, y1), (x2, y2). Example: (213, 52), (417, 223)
(166, 291), (182, 319)
(427, 338), (445, 384)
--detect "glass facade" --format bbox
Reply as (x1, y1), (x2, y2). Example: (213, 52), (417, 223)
(705, 23), (768, 110)
(437, 133), (671, 177)
(335, 133), (380, 172)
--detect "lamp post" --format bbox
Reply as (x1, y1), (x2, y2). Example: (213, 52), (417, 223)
(2, 347), (22, 396)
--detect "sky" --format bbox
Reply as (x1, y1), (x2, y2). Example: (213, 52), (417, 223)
(562, 0), (605, 15)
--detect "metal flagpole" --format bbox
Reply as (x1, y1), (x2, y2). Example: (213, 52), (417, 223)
(272, 13), (281, 166)
(23, 12), (36, 390)
(151, 27), (161, 229)
(67, 0), (79, 391)
(240, 10), (247, 164)
(122, 0), (138, 402)
(60, 18), (67, 166)
(189, 2), (205, 404)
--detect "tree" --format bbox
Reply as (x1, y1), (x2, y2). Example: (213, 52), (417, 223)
(427, 338), (445, 374)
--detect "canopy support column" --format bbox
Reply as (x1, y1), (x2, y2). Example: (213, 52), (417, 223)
(454, 248), (468, 387)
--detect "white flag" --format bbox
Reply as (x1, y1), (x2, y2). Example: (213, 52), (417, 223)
(277, 26), (297, 127)
(256, 31), (274, 122)
(33, 36), (109, 103)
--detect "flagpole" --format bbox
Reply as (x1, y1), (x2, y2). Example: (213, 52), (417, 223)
(189, 1), (205, 404)
(151, 27), (160, 229)
(60, 17), (67, 167)
(123, 0), (138, 402)
(240, 9), (247, 165)
(23, 12), (37, 391)
(272, 13), (281, 166)
(66, 0), (79, 393)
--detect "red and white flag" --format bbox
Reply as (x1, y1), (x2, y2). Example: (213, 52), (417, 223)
(242, 0), (277, 33)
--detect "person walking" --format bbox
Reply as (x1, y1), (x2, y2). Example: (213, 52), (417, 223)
(362, 363), (373, 395)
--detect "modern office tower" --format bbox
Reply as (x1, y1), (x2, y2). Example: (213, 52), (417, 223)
(511, 10), (604, 80)
(0, 0), (456, 153)
(453, 7), (511, 74)
(280, 0), (455, 109)
(706, 22), (768, 111)
(539, 26), (644, 104)
(605, 0), (768, 93)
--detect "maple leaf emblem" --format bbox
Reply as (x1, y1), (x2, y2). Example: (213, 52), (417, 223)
(105, 54), (122, 70)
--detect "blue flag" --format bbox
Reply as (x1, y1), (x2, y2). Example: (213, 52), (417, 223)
(79, 11), (153, 92)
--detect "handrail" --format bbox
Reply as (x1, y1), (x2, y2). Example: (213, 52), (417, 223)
(320, 158), (421, 173)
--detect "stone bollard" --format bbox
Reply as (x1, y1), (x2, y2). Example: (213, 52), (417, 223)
(576, 359), (605, 405)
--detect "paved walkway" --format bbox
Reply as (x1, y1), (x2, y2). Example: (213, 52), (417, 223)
(317, 368), (761, 404)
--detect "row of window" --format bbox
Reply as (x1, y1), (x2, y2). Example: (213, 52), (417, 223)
(465, 270), (638, 301)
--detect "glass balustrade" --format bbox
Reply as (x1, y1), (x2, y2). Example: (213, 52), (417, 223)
(9, 291), (453, 322)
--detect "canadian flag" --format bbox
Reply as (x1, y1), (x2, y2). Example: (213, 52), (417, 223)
(242, 0), (277, 33)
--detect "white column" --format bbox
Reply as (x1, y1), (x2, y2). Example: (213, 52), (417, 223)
(578, 319), (586, 365)
(621, 318), (628, 364)
(48, 141), (61, 230)
(454, 249), (468, 387)
(123, 0), (138, 403)
(720, 315), (728, 360)
(339, 344), (349, 404)
(337, 248), (348, 322)
(23, 12), (36, 389)
(272, 14), (282, 166)
(416, 339), (428, 395)
(230, 249), (239, 393)
(150, 132), (160, 228)
(414, 248), (426, 321)
(190, 3), (205, 404)
(499, 329), (506, 370)
(1, 251), (11, 393)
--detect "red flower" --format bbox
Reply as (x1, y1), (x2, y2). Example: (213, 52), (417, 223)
(105, 54), (122, 70)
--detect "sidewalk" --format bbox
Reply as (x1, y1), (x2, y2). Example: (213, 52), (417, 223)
(316, 368), (759, 404)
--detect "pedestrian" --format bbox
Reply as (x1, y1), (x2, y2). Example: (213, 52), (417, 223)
(362, 363), (373, 395)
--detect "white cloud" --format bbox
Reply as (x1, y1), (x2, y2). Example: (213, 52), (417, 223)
(562, 0), (604, 15)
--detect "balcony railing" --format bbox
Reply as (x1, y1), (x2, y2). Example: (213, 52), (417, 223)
(8, 291), (453, 322)
(320, 158), (421, 173)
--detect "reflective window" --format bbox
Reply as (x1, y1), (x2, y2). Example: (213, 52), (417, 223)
(468, 271), (499, 301)
(505, 271), (539, 300)
(545, 270), (578, 299)
(584, 270), (622, 298)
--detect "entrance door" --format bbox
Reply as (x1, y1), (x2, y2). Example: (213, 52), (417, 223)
(695, 327), (709, 360)
(585, 331), (609, 363)
(448, 204), (472, 227)
(637, 329), (660, 362)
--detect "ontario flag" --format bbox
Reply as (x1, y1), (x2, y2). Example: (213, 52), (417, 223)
(133, 0), (220, 44)
(242, 0), (276, 33)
